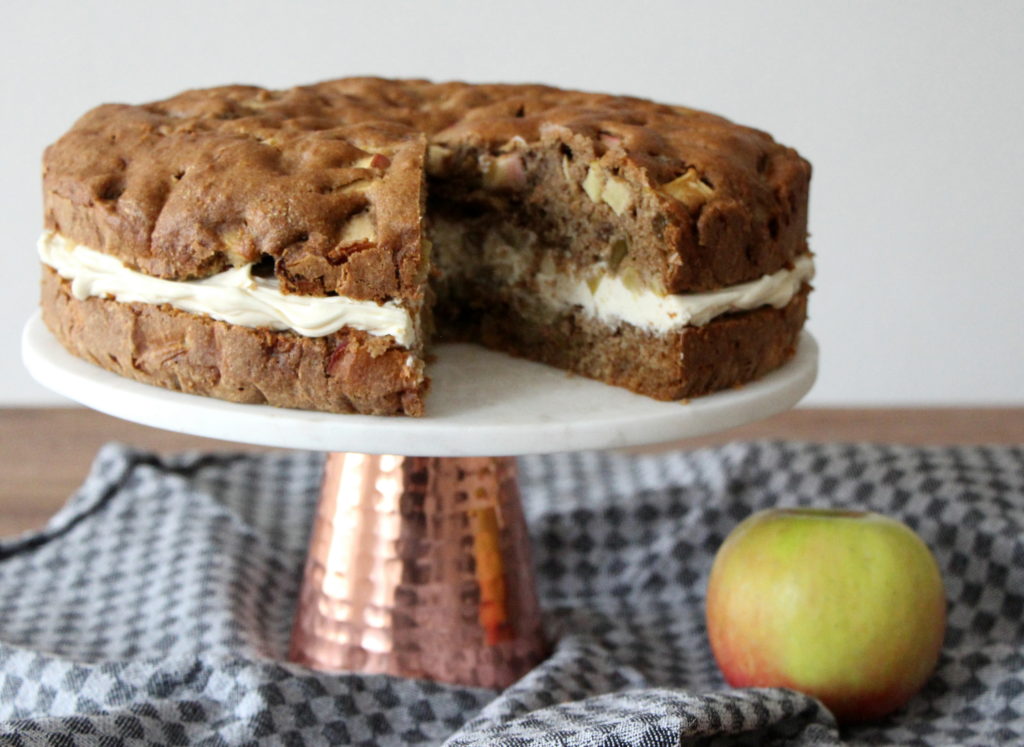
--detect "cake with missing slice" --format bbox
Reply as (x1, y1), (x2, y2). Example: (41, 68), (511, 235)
(39, 78), (813, 415)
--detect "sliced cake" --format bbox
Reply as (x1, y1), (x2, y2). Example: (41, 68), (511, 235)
(39, 78), (813, 415)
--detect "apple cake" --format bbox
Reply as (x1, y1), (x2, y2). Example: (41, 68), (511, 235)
(39, 78), (813, 416)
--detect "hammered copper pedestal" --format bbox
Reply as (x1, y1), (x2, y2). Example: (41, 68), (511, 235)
(288, 453), (548, 689)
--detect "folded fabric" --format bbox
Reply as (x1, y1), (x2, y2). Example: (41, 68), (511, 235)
(0, 442), (1021, 746)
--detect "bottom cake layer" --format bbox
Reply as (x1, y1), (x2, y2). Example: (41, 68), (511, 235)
(42, 265), (808, 416)
(41, 268), (429, 416)
(437, 284), (811, 401)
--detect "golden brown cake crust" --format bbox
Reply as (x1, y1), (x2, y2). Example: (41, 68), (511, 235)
(43, 78), (810, 295)
(40, 268), (427, 416)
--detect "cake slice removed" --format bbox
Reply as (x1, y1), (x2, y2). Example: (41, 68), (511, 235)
(419, 82), (813, 399)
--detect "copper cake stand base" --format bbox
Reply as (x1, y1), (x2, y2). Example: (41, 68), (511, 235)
(288, 453), (548, 689)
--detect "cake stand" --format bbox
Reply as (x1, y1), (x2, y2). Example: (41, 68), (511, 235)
(22, 312), (817, 689)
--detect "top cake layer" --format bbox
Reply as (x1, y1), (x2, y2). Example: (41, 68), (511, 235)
(43, 78), (810, 299)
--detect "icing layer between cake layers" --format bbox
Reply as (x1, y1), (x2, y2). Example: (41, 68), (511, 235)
(39, 231), (814, 341)
(39, 232), (416, 346)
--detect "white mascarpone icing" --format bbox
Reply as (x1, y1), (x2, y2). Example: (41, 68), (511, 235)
(536, 254), (815, 331)
(40, 230), (813, 346)
(38, 232), (416, 346)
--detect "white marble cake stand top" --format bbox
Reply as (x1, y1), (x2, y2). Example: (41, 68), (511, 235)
(23, 312), (817, 456)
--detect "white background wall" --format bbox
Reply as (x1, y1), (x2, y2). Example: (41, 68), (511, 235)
(3, 0), (1022, 406)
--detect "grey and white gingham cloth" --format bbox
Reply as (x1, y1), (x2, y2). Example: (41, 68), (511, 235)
(1, 442), (1022, 746)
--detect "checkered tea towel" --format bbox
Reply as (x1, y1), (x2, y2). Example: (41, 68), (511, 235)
(0, 442), (1022, 746)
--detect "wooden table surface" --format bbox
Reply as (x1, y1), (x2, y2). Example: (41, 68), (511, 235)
(1, 406), (1022, 538)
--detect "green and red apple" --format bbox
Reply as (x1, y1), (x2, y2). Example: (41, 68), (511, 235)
(705, 508), (946, 723)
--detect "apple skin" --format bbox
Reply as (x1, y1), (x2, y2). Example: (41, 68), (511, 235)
(705, 508), (946, 724)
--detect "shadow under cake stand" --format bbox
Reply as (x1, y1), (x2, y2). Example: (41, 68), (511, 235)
(22, 312), (817, 689)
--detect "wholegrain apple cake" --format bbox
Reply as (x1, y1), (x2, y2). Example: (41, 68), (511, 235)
(39, 78), (813, 416)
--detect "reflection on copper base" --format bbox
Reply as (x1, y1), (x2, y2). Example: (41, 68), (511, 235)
(289, 454), (548, 689)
